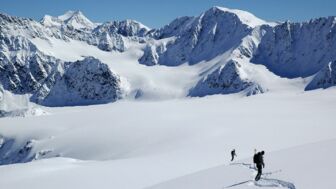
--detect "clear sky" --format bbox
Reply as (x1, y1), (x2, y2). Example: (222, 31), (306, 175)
(1, 0), (336, 28)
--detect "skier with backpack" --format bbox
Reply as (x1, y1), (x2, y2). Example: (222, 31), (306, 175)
(231, 149), (237, 161)
(253, 150), (265, 181)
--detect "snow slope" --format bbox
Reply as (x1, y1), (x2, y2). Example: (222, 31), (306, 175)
(147, 139), (336, 189)
(0, 89), (335, 188)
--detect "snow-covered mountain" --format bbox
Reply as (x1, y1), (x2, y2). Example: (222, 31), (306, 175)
(0, 6), (336, 110)
(31, 57), (123, 106)
(189, 60), (265, 97)
(92, 19), (149, 51)
(139, 7), (270, 66)
(41, 10), (97, 30)
(252, 17), (336, 78)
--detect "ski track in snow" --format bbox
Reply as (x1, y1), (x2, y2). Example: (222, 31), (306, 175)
(225, 163), (296, 189)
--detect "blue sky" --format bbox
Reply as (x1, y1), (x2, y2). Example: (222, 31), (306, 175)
(1, 0), (336, 28)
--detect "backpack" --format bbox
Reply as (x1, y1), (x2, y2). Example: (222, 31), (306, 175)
(253, 153), (258, 164)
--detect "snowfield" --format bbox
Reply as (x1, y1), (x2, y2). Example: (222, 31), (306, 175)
(148, 139), (336, 189)
(0, 89), (336, 189)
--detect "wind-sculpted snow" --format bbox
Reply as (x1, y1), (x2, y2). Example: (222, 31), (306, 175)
(252, 17), (336, 78)
(189, 60), (265, 97)
(305, 60), (336, 90)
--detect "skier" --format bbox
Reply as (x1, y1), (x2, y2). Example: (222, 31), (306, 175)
(253, 151), (265, 181)
(231, 149), (237, 161)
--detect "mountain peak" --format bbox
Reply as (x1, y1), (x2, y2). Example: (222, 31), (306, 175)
(205, 6), (269, 27)
(58, 10), (96, 30)
(57, 10), (83, 21)
(120, 19), (150, 30)
(41, 10), (96, 30)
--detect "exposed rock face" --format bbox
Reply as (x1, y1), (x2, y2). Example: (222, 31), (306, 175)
(138, 45), (159, 66)
(0, 34), (61, 94)
(305, 61), (336, 90)
(94, 19), (149, 37)
(93, 19), (150, 52)
(150, 16), (195, 39)
(140, 7), (264, 66)
(252, 17), (336, 78)
(0, 138), (35, 165)
(32, 57), (122, 106)
(189, 60), (265, 97)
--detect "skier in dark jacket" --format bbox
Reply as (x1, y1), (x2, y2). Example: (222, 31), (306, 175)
(231, 149), (237, 161)
(253, 151), (265, 181)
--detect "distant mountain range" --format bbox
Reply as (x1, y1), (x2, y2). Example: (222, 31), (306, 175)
(0, 6), (335, 112)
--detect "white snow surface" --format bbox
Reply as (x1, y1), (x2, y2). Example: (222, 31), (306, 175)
(0, 89), (336, 188)
(148, 139), (336, 189)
